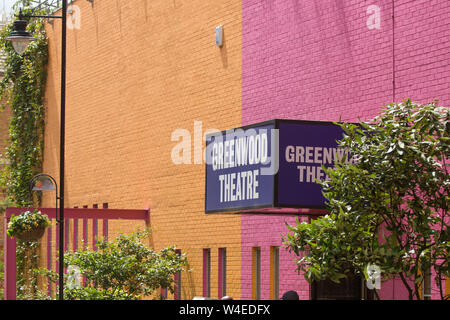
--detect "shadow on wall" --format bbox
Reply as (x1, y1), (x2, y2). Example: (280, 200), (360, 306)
(220, 26), (228, 69)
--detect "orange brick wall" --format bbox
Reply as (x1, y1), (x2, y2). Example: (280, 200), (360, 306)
(42, 0), (242, 299)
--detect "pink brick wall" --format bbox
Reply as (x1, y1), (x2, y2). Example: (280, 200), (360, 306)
(241, 0), (450, 300)
(241, 215), (310, 300)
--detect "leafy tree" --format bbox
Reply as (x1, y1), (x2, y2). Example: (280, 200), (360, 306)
(63, 231), (187, 300)
(284, 100), (449, 300)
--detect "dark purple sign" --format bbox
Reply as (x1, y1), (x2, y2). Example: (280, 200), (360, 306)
(276, 120), (349, 208)
(205, 120), (348, 213)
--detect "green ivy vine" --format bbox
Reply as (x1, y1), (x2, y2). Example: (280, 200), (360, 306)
(0, 1), (50, 299)
(0, 2), (49, 208)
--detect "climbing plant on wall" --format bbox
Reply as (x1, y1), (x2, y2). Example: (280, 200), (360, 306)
(0, 1), (49, 299)
(0, 2), (48, 208)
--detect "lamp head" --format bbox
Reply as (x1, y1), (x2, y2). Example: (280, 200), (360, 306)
(6, 19), (35, 54)
(30, 174), (57, 193)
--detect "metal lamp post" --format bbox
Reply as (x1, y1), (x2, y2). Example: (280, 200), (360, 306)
(7, 3), (67, 300)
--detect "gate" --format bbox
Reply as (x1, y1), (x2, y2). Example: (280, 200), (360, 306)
(3, 206), (150, 300)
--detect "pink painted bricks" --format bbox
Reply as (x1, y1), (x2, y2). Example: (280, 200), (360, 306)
(241, 0), (450, 299)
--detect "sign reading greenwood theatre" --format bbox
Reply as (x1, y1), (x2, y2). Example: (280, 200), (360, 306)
(205, 119), (354, 213)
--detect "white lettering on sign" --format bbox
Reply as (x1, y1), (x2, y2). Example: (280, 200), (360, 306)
(210, 130), (269, 203)
(212, 132), (269, 171)
(218, 170), (259, 203)
(285, 145), (355, 183)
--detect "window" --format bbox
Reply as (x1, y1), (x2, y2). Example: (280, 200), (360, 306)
(174, 249), (182, 300)
(218, 248), (227, 298)
(270, 246), (280, 300)
(203, 249), (211, 297)
(446, 277), (450, 299)
(252, 247), (261, 300)
(160, 287), (168, 300)
(311, 273), (363, 300)
(422, 266), (432, 300)
(102, 203), (108, 241)
(92, 204), (98, 250)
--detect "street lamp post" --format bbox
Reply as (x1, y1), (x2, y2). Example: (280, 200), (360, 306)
(7, 3), (67, 300)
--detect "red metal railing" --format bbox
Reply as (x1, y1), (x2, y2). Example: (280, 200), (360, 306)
(3, 207), (149, 300)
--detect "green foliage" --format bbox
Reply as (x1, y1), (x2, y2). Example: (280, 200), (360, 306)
(62, 231), (188, 300)
(6, 209), (50, 237)
(0, 2), (50, 300)
(284, 100), (449, 300)
(16, 240), (46, 300)
(0, 2), (49, 207)
(64, 287), (139, 301)
(0, 197), (13, 214)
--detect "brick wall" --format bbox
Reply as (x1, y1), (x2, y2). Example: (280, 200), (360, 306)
(32, 0), (450, 300)
(241, 0), (450, 300)
(241, 215), (310, 300)
(42, 0), (242, 299)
